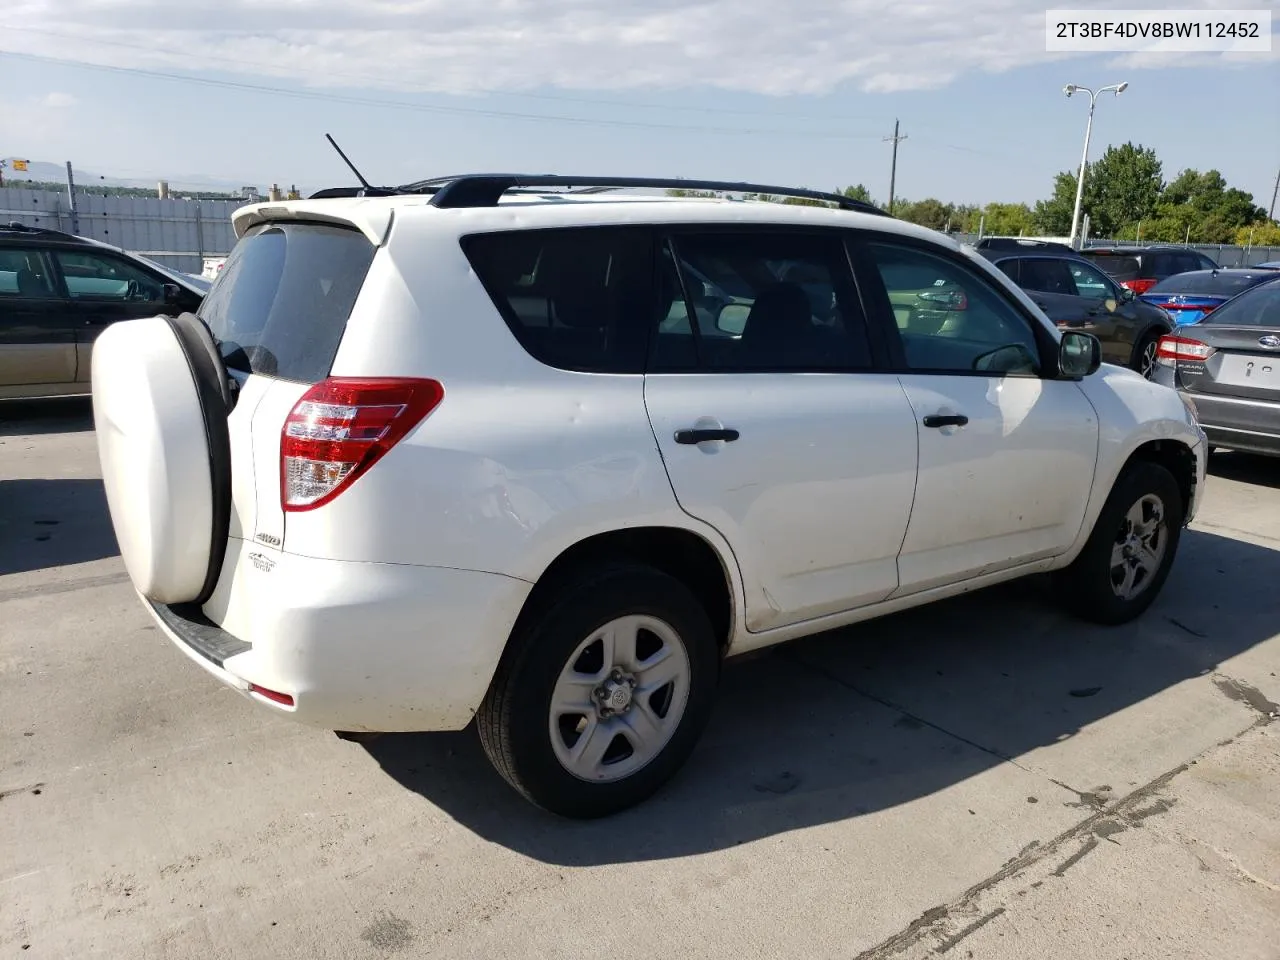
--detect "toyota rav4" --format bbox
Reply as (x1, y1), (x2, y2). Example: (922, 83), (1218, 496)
(91, 175), (1207, 818)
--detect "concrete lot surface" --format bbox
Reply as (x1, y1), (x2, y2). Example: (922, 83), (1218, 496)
(2, 398), (1278, 960)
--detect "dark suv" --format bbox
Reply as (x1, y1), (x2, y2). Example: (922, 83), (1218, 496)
(0, 222), (207, 400)
(1079, 244), (1219, 296)
(976, 239), (1173, 378)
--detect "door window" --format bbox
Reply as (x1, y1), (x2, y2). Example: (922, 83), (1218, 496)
(654, 230), (873, 372)
(53, 250), (166, 302)
(0, 248), (56, 298)
(1066, 260), (1115, 300)
(866, 242), (1041, 376)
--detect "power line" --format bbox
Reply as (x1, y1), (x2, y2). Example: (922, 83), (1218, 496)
(0, 49), (897, 143)
(0, 26), (896, 124)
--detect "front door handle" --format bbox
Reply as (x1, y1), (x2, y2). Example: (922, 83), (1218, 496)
(922, 414), (969, 429)
(675, 427), (740, 444)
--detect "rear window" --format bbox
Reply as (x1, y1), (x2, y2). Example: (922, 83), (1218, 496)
(1202, 279), (1280, 326)
(461, 227), (652, 374)
(1081, 253), (1140, 280)
(1148, 272), (1267, 296)
(199, 222), (375, 382)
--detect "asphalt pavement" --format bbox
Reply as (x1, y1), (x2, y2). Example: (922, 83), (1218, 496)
(2, 398), (1278, 960)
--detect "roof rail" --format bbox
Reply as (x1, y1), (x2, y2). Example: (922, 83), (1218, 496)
(397, 175), (889, 216)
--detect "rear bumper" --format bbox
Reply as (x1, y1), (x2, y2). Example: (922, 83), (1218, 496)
(145, 544), (532, 732)
(1184, 391), (1280, 457)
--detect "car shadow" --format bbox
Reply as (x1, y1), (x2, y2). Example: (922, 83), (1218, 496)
(1208, 450), (1279, 489)
(364, 527), (1278, 865)
(0, 478), (119, 575)
(0, 397), (94, 437)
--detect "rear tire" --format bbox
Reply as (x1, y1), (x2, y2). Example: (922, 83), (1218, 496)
(1057, 461), (1183, 625)
(477, 563), (719, 818)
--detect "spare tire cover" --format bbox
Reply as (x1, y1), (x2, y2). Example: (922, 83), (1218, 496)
(92, 313), (231, 605)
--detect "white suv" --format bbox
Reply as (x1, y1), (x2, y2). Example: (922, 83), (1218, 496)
(91, 175), (1207, 818)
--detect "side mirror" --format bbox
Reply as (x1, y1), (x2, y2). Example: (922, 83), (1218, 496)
(716, 302), (751, 335)
(162, 283), (182, 305)
(1059, 330), (1101, 378)
(1119, 286), (1136, 303)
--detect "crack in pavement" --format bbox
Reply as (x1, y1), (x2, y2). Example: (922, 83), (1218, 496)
(854, 698), (1278, 960)
(852, 762), (1194, 959)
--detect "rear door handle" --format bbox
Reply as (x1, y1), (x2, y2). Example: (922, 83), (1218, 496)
(922, 414), (969, 428)
(675, 427), (740, 444)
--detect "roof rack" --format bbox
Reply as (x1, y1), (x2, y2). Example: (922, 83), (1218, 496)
(0, 221), (78, 240)
(391, 175), (888, 216)
(976, 237), (1075, 254)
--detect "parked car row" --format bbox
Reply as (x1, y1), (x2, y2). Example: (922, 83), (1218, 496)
(0, 222), (207, 400)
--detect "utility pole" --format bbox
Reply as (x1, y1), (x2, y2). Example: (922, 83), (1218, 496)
(883, 119), (907, 215)
(65, 161), (80, 235)
(1269, 165), (1279, 221)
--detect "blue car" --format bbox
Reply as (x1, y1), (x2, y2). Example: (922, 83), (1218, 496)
(1140, 268), (1280, 324)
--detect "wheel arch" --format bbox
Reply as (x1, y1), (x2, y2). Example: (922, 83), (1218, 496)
(510, 525), (741, 657)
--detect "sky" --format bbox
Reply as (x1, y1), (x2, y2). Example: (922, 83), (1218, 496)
(0, 0), (1277, 208)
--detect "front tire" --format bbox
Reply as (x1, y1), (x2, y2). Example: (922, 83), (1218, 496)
(1132, 331), (1162, 380)
(477, 564), (720, 818)
(1057, 461), (1183, 625)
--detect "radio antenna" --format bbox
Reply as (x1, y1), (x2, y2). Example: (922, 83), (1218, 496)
(325, 133), (374, 192)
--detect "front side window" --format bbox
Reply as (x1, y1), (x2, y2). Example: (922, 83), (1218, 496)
(463, 227), (652, 374)
(53, 250), (166, 302)
(1066, 260), (1115, 300)
(866, 242), (1041, 376)
(655, 230), (873, 372)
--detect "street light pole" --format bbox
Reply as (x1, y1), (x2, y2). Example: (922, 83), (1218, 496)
(1064, 81), (1128, 250)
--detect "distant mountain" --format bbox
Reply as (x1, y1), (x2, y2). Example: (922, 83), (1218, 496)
(3, 160), (263, 195)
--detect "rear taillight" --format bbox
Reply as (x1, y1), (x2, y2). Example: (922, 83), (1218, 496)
(1155, 335), (1215, 367)
(1122, 278), (1157, 295)
(281, 377), (444, 511)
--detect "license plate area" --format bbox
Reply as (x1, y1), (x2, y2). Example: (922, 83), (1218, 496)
(1216, 353), (1280, 389)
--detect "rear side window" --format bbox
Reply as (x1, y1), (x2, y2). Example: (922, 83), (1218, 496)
(199, 222), (375, 382)
(462, 227), (652, 374)
(1017, 258), (1076, 296)
(1082, 253), (1140, 280)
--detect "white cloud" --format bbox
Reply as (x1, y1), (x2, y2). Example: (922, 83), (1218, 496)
(1, 0), (1273, 97)
(39, 91), (78, 108)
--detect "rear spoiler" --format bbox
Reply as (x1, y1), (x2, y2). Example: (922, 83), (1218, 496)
(231, 201), (396, 246)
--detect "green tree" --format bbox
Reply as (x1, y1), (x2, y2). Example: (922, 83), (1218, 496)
(1033, 171), (1083, 235)
(897, 197), (952, 231)
(980, 202), (1035, 236)
(1086, 143), (1163, 236)
(1236, 222), (1280, 246)
(839, 184), (876, 206)
(1033, 143), (1162, 238)
(1157, 169), (1267, 236)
